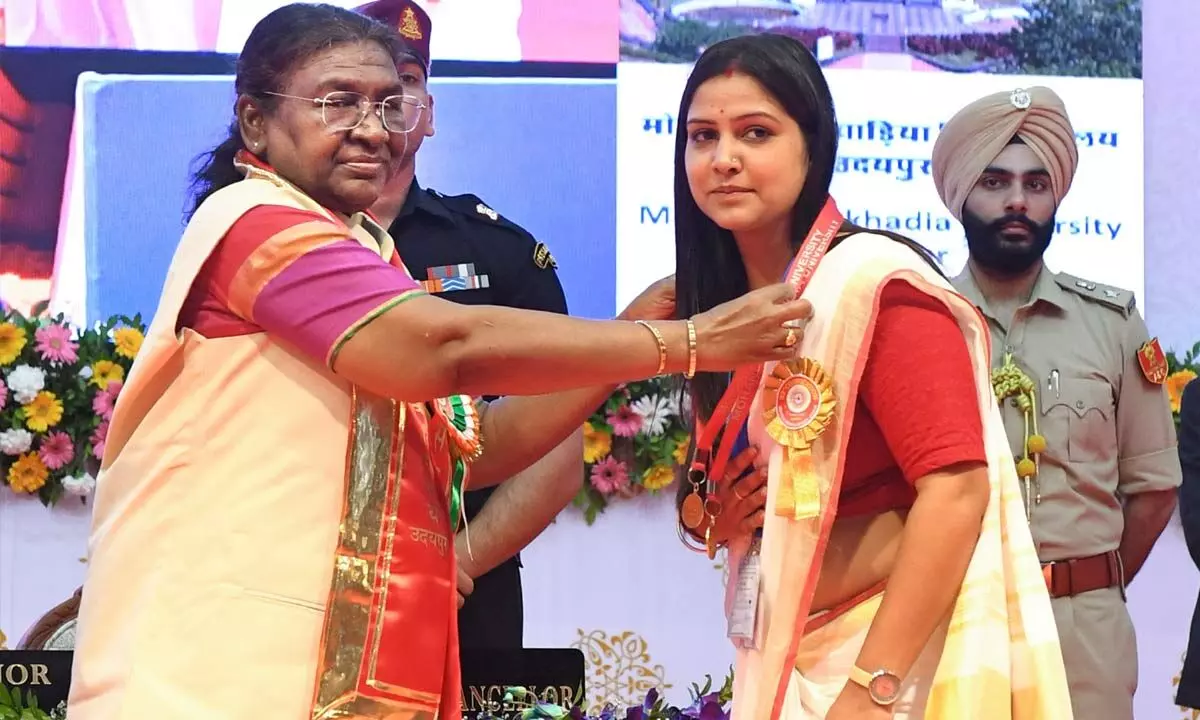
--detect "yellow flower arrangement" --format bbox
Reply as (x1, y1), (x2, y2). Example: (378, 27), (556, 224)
(23, 390), (64, 432)
(0, 322), (26, 365)
(575, 377), (690, 525)
(2, 310), (146, 506)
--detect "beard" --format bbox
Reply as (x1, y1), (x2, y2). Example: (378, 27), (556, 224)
(962, 207), (1056, 276)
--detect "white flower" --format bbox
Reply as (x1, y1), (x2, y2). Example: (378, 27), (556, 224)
(62, 473), (97, 497)
(6, 364), (45, 404)
(0, 429), (33, 455)
(79, 365), (94, 380)
(631, 394), (675, 437)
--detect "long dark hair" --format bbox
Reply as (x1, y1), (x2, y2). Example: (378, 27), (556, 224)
(186, 3), (405, 220)
(673, 33), (943, 428)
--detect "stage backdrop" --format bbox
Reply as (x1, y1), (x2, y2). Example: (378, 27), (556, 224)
(2, 0), (618, 63)
(615, 64), (1144, 309)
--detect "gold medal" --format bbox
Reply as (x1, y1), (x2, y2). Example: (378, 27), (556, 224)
(762, 358), (836, 520)
(681, 490), (705, 531)
(680, 463), (707, 531)
(705, 524), (718, 560)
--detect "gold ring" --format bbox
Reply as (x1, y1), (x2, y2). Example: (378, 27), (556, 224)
(784, 328), (797, 347)
(733, 488), (748, 501)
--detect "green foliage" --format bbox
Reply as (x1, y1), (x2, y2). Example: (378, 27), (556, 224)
(652, 19), (744, 63)
(0, 683), (58, 720)
(1003, 0), (1141, 78)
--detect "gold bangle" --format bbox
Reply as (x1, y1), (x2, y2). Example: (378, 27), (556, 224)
(635, 320), (668, 376)
(685, 318), (698, 379)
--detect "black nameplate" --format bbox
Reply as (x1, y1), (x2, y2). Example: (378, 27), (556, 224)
(460, 648), (585, 716)
(0, 648), (586, 717)
(0, 650), (73, 715)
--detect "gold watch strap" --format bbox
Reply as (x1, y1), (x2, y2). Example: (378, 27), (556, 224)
(848, 664), (874, 690)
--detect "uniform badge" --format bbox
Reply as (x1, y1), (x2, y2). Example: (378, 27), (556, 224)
(1137, 337), (1168, 385)
(1010, 87), (1032, 110)
(399, 7), (423, 40)
(422, 263), (490, 293)
(533, 242), (557, 270)
(476, 203), (498, 221)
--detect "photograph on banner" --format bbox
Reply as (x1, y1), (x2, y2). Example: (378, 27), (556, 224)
(2, 0), (618, 63)
(620, 0), (1140, 78)
(615, 63), (1142, 308)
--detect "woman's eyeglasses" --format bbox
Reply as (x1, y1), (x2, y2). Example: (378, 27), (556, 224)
(265, 91), (426, 134)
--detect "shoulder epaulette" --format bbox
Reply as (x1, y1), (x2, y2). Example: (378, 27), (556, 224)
(426, 190), (557, 270)
(1055, 272), (1136, 316)
(429, 191), (513, 227)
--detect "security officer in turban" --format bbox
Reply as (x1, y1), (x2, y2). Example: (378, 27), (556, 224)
(356, 0), (582, 652)
(933, 86), (1180, 720)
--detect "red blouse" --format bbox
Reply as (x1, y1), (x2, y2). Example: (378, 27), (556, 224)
(836, 280), (987, 516)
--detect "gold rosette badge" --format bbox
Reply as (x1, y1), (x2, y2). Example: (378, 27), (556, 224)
(762, 358), (836, 520)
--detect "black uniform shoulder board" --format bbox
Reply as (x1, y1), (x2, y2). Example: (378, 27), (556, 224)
(428, 191), (557, 269)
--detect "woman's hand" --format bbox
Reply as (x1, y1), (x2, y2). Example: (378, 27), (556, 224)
(826, 683), (892, 720)
(692, 283), (812, 371)
(709, 446), (768, 546)
(619, 275), (676, 322)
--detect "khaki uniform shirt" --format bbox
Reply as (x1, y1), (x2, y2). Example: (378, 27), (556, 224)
(953, 266), (1181, 562)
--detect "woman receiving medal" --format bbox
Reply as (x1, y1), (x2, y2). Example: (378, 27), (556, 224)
(670, 34), (1073, 720)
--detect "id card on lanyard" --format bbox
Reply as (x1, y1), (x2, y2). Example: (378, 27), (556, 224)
(726, 426), (763, 645)
(700, 198), (844, 646)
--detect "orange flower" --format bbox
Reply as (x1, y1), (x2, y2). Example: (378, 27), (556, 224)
(7, 453), (48, 494)
(1167, 370), (1197, 414)
(583, 422), (612, 463)
(0, 322), (26, 365)
(673, 436), (690, 465)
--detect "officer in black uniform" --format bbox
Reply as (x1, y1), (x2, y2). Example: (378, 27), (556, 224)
(357, 0), (578, 650)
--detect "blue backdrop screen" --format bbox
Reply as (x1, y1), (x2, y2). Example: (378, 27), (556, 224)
(79, 74), (617, 323)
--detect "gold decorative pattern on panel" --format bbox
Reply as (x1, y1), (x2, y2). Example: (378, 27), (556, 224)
(571, 629), (672, 712)
(1175, 652), (1200, 719)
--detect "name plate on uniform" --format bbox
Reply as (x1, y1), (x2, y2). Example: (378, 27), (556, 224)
(460, 648), (585, 716)
(0, 650), (73, 715)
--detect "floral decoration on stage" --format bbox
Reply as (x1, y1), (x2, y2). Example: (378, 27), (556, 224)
(575, 376), (690, 524)
(1166, 341), (1200, 426)
(472, 672), (732, 720)
(0, 310), (146, 506)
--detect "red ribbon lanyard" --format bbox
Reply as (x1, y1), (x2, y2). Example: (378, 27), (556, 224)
(690, 196), (845, 486)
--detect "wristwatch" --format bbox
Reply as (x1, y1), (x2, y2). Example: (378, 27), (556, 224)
(849, 665), (902, 706)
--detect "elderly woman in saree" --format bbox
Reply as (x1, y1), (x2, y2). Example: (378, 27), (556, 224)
(64, 6), (813, 720)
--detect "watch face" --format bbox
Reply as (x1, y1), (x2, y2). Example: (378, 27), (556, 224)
(869, 672), (901, 704)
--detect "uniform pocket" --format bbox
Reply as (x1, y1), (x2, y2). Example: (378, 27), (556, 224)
(1040, 377), (1115, 464)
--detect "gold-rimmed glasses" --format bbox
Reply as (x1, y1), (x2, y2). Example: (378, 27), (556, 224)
(265, 90), (426, 133)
